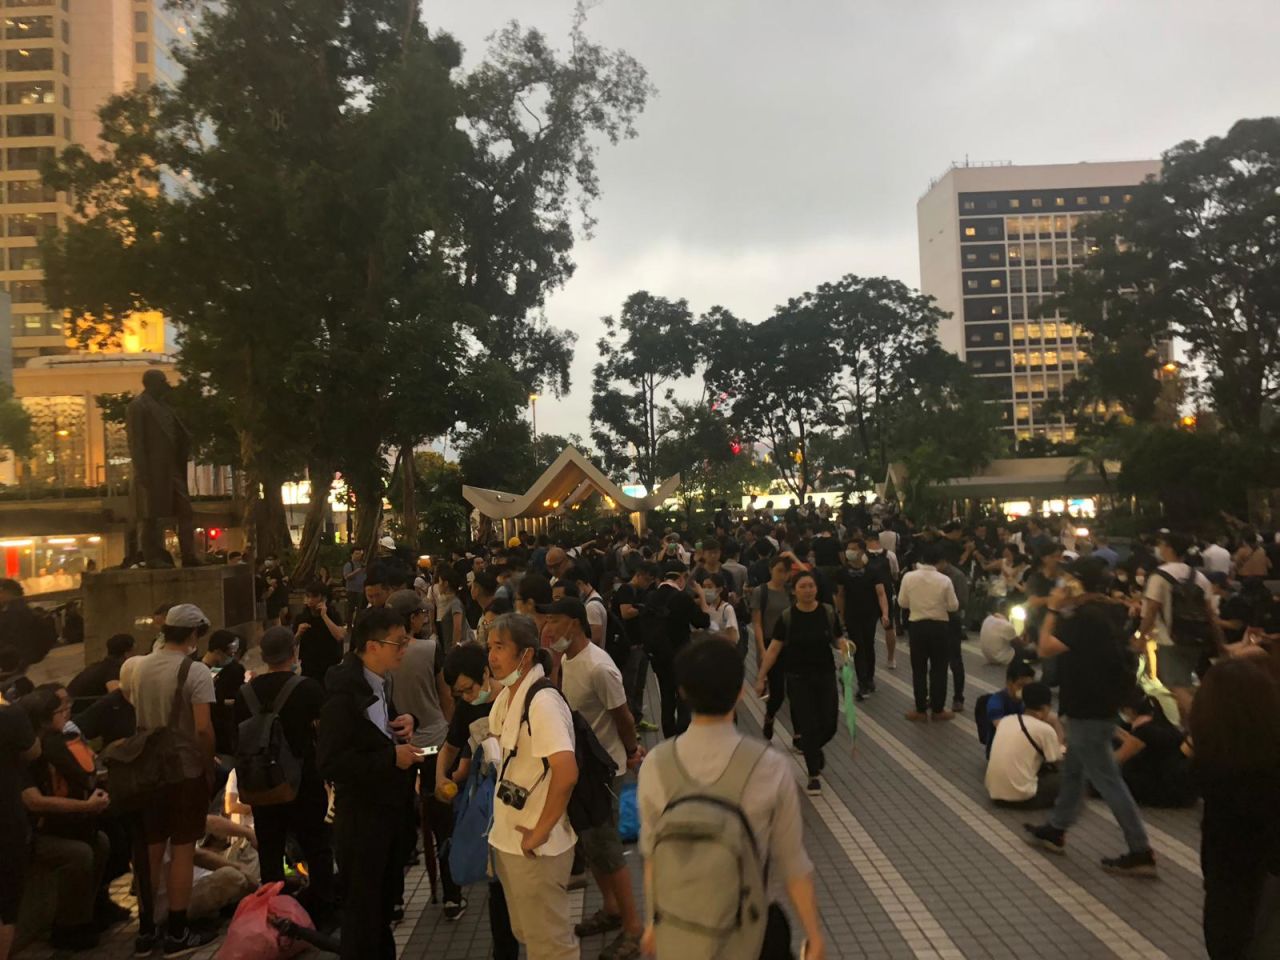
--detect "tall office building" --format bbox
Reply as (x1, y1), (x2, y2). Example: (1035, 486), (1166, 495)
(918, 160), (1160, 443)
(1, 0), (191, 369)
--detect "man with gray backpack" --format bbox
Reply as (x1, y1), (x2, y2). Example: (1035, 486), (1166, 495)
(638, 639), (824, 959)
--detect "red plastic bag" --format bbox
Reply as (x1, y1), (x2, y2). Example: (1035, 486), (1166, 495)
(216, 881), (313, 960)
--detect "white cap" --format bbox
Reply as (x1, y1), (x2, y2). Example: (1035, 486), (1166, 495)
(164, 603), (210, 628)
(379, 536), (396, 550)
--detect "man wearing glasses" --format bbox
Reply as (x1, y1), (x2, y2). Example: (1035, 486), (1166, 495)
(318, 608), (419, 960)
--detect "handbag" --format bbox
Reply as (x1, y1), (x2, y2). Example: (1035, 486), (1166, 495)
(101, 658), (202, 810)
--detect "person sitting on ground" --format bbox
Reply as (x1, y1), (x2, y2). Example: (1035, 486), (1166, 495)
(1114, 692), (1196, 808)
(982, 660), (1037, 755)
(15, 688), (121, 952)
(67, 634), (135, 702)
(978, 606), (1022, 666)
(985, 682), (1064, 809)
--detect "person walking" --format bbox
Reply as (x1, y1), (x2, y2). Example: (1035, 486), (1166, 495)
(646, 563), (710, 739)
(835, 540), (890, 701)
(751, 555), (794, 741)
(935, 553), (971, 713)
(897, 545), (958, 722)
(233, 627), (334, 922)
(486, 613), (580, 960)
(755, 572), (849, 795)
(317, 608), (418, 960)
(1024, 557), (1157, 877)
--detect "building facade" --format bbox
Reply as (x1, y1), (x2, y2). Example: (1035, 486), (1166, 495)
(1, 0), (191, 370)
(917, 160), (1160, 443)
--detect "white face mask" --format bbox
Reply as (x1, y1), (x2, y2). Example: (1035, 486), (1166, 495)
(703, 589), (718, 605)
(498, 650), (530, 688)
(550, 635), (571, 653)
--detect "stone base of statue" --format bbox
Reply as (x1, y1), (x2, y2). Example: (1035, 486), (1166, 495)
(82, 564), (257, 663)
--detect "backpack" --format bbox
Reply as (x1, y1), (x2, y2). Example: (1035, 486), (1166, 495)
(233, 676), (305, 807)
(974, 693), (994, 746)
(514, 679), (618, 834)
(101, 658), (203, 811)
(649, 737), (770, 960)
(447, 749), (498, 887)
(1154, 567), (1215, 647)
(639, 587), (675, 659)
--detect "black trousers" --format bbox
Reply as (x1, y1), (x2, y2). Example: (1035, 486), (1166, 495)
(334, 799), (406, 960)
(948, 616), (966, 704)
(908, 620), (950, 714)
(849, 614), (879, 690)
(760, 903), (794, 959)
(651, 651), (690, 738)
(786, 671), (838, 777)
(1203, 837), (1274, 959)
(253, 778), (334, 914)
(413, 756), (461, 904)
(764, 662), (786, 720)
(622, 645), (650, 723)
(487, 879), (520, 960)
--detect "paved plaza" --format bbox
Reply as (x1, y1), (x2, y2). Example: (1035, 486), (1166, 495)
(15, 632), (1207, 960)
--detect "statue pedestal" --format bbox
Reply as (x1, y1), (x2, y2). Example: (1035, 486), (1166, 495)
(82, 565), (257, 663)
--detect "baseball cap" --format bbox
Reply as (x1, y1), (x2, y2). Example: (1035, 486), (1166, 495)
(260, 626), (297, 665)
(387, 589), (429, 620)
(164, 603), (210, 628)
(535, 597), (590, 632)
(379, 536), (396, 550)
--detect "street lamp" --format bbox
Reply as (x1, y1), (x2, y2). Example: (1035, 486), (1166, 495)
(529, 393), (539, 460)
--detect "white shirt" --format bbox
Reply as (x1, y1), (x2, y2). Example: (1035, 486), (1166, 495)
(706, 601), (739, 637)
(488, 665), (577, 857)
(583, 591), (608, 644)
(979, 614), (1018, 665)
(363, 666), (391, 739)
(1143, 562), (1217, 647)
(878, 531), (899, 557)
(561, 641), (628, 774)
(897, 565), (959, 622)
(1201, 544), (1231, 576)
(985, 713), (1063, 802)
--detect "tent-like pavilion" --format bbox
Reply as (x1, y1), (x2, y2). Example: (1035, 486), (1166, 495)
(462, 447), (680, 539)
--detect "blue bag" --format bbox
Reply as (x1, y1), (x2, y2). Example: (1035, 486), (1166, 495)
(447, 753), (497, 887)
(617, 781), (640, 843)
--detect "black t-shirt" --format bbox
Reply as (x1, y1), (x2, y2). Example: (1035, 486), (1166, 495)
(0, 703), (36, 849)
(295, 607), (346, 682)
(837, 566), (885, 623)
(771, 604), (843, 674)
(445, 697), (495, 768)
(811, 538), (841, 567)
(1055, 601), (1131, 719)
(611, 583), (651, 647)
(67, 655), (125, 699)
(1122, 716), (1194, 807)
(234, 672), (325, 779)
(20, 731), (96, 840)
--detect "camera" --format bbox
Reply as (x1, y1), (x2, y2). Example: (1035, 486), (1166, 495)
(497, 779), (530, 811)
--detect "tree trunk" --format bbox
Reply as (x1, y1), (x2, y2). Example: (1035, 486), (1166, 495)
(236, 427), (260, 561)
(291, 464), (331, 584)
(352, 474), (384, 556)
(399, 444), (417, 548)
(256, 470), (291, 558)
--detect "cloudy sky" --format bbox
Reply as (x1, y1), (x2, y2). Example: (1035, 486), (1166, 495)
(433, 0), (1280, 442)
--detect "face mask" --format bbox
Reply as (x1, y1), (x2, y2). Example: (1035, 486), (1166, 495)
(703, 589), (718, 605)
(498, 651), (529, 688)
(469, 686), (492, 706)
(550, 635), (571, 653)
(290, 661), (301, 675)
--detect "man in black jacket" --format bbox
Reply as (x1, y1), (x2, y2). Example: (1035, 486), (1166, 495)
(318, 608), (418, 960)
(647, 561), (710, 737)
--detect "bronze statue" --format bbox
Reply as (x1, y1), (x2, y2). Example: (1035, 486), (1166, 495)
(126, 370), (199, 567)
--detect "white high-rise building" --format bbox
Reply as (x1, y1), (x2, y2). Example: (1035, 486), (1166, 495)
(918, 160), (1160, 442)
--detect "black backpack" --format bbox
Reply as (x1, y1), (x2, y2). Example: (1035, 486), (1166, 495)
(234, 675), (305, 806)
(974, 693), (994, 746)
(639, 587), (675, 658)
(1154, 568), (1215, 647)
(518, 678), (617, 833)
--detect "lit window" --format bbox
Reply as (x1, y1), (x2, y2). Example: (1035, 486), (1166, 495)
(964, 227), (976, 237)
(1026, 323), (1042, 339)
(1059, 323), (1074, 338)
(990, 277), (1003, 289)
(966, 279), (979, 290)
(1044, 351), (1058, 366)
(964, 252), (977, 264)
(1031, 198), (1043, 209)
(1122, 193), (1133, 203)
(1054, 197), (1065, 207)
(1012, 325), (1026, 341)
(988, 251), (1000, 263)
(1042, 322), (1058, 339)
(990, 304), (1004, 316)
(1076, 196), (1088, 205)
(994, 331), (1006, 342)
(1009, 199), (1021, 209)
(1009, 248), (1021, 261)
(1013, 352), (1027, 367)
(1099, 195), (1111, 205)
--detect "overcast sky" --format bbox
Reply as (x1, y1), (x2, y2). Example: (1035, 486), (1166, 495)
(432, 0), (1280, 443)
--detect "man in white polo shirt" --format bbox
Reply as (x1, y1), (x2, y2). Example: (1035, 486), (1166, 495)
(897, 543), (959, 722)
(985, 682), (1064, 808)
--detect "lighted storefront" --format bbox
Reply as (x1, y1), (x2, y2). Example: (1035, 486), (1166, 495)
(0, 534), (105, 596)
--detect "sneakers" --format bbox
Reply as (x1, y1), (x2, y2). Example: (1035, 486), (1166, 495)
(575, 909), (622, 938)
(887, 657), (897, 670)
(162, 926), (217, 959)
(1102, 850), (1158, 878)
(636, 719), (659, 733)
(600, 930), (642, 960)
(855, 689), (867, 702)
(761, 715), (775, 741)
(1023, 823), (1066, 855)
(134, 931), (159, 957)
(443, 897), (468, 921)
(952, 698), (964, 713)
(805, 777), (822, 796)
(904, 710), (928, 722)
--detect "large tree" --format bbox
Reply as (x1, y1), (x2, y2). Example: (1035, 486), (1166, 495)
(42, 1), (650, 563)
(1055, 117), (1280, 433)
(590, 291), (703, 489)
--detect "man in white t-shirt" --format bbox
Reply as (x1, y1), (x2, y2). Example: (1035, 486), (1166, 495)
(562, 567), (607, 647)
(486, 613), (579, 960)
(1200, 537), (1232, 577)
(544, 598), (644, 959)
(1138, 531), (1222, 723)
(978, 609), (1021, 665)
(985, 682), (1063, 808)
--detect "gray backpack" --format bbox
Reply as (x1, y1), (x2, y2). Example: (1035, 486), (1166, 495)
(649, 737), (770, 960)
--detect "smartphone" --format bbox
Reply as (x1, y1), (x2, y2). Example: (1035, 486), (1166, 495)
(412, 746), (439, 758)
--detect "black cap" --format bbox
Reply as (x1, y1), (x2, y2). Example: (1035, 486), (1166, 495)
(535, 597), (590, 633)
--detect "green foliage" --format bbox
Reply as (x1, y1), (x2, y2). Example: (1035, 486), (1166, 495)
(655, 400), (771, 509)
(457, 422), (594, 494)
(383, 451), (468, 551)
(1054, 117), (1280, 433)
(0, 383), (33, 461)
(590, 292), (704, 488)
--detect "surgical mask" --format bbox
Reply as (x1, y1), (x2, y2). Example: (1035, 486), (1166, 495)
(498, 651), (530, 688)
(469, 687), (493, 706)
(550, 635), (571, 653)
(703, 589), (718, 605)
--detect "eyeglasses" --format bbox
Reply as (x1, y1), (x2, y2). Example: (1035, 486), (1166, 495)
(376, 637), (411, 649)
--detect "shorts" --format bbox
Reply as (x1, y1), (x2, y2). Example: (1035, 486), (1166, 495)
(0, 840), (26, 923)
(139, 776), (210, 846)
(579, 776), (625, 874)
(1154, 644), (1202, 689)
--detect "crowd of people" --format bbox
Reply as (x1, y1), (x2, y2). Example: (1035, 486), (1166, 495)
(1, 496), (1278, 959)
